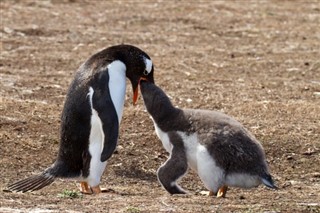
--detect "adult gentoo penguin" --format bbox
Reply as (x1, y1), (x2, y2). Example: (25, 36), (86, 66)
(140, 81), (277, 198)
(7, 44), (154, 194)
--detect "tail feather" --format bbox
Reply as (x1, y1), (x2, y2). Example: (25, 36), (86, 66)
(6, 160), (80, 193)
(261, 173), (278, 189)
(6, 173), (55, 193)
(9, 175), (44, 191)
(32, 175), (55, 191)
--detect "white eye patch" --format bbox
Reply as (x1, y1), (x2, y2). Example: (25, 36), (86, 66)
(144, 58), (153, 75)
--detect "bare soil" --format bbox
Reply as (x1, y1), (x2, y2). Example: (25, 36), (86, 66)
(1, 1), (320, 212)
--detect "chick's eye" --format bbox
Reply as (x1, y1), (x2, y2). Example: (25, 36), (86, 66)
(143, 70), (149, 76)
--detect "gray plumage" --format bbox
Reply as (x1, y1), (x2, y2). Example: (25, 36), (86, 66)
(140, 80), (277, 196)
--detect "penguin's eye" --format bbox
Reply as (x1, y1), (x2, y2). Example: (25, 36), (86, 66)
(143, 69), (149, 76)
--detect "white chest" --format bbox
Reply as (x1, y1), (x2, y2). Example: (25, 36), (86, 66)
(177, 132), (199, 171)
(151, 123), (226, 192)
(153, 121), (173, 153)
(83, 60), (127, 186)
(86, 87), (108, 185)
(152, 122), (200, 171)
(107, 60), (127, 123)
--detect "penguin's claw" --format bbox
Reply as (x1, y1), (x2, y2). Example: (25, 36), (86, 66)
(100, 187), (109, 192)
(217, 185), (228, 198)
(199, 191), (214, 196)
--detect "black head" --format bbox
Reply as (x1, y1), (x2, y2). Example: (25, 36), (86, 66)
(106, 45), (154, 104)
(85, 44), (154, 104)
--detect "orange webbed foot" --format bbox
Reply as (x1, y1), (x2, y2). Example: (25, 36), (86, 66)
(79, 182), (113, 195)
(79, 182), (93, 194)
(217, 185), (228, 198)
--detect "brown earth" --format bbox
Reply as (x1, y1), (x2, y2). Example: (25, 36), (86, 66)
(1, 1), (320, 212)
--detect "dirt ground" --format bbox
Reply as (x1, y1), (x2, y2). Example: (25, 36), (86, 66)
(1, 0), (319, 212)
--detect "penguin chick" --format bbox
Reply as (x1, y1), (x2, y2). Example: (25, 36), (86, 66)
(140, 80), (277, 198)
(6, 44), (154, 194)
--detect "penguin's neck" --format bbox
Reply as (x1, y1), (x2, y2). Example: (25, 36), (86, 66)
(142, 84), (181, 125)
(108, 60), (127, 123)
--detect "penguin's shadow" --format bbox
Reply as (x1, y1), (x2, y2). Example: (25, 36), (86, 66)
(114, 165), (158, 182)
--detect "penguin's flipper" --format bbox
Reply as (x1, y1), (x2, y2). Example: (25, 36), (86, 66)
(157, 132), (188, 194)
(99, 110), (119, 162)
(91, 71), (120, 162)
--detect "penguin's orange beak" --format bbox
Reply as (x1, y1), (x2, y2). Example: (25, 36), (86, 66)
(133, 77), (148, 105)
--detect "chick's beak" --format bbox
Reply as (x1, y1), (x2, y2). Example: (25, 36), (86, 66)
(133, 77), (148, 105)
